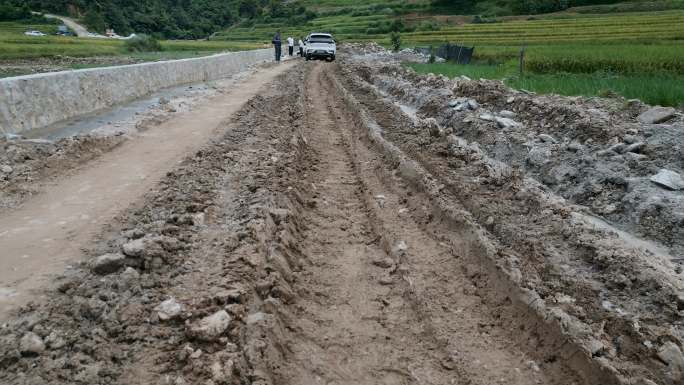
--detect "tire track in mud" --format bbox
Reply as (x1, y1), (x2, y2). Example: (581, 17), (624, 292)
(328, 58), (683, 385)
(273, 63), (581, 384)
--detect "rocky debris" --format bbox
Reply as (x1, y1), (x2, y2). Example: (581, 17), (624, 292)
(420, 117), (444, 137)
(187, 310), (232, 341)
(657, 342), (684, 380)
(90, 252), (126, 274)
(526, 146), (551, 166)
(357, 59), (684, 257)
(44, 331), (67, 350)
(155, 297), (183, 321)
(0, 164), (12, 174)
(210, 359), (235, 383)
(449, 98), (479, 111)
(19, 332), (45, 356)
(638, 106), (676, 124)
(650, 169), (684, 190)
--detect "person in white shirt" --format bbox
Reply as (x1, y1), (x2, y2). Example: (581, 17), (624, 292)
(287, 36), (294, 56)
(298, 37), (304, 57)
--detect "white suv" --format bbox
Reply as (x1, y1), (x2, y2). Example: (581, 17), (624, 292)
(305, 33), (336, 61)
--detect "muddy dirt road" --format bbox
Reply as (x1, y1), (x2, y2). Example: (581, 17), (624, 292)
(0, 53), (681, 385)
(0, 61), (296, 320)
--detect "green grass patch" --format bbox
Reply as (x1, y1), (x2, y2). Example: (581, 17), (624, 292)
(407, 62), (684, 107)
(0, 21), (265, 60)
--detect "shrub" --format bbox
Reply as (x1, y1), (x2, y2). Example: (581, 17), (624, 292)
(390, 32), (401, 52)
(125, 34), (163, 52)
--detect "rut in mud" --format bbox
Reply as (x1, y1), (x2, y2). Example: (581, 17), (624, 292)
(0, 52), (681, 385)
(273, 64), (579, 384)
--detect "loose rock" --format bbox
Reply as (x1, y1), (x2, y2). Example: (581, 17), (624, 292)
(637, 106), (676, 124)
(122, 238), (145, 257)
(90, 253), (125, 275)
(19, 332), (45, 355)
(650, 169), (684, 190)
(495, 116), (521, 129)
(188, 310), (232, 341)
(155, 297), (183, 321)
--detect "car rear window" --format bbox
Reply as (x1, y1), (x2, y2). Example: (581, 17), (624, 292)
(309, 36), (334, 43)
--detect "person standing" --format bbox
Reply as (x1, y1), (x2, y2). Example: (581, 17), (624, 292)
(272, 31), (282, 62)
(287, 36), (294, 56)
(298, 37), (304, 57)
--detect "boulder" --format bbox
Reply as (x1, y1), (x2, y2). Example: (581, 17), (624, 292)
(0, 165), (12, 174)
(638, 106), (676, 124)
(650, 169), (684, 190)
(188, 310), (232, 341)
(19, 332), (45, 355)
(90, 253), (125, 275)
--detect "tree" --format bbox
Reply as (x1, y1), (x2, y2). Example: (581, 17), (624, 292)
(238, 0), (258, 18)
(390, 32), (401, 52)
(268, 0), (283, 18)
(83, 8), (106, 33)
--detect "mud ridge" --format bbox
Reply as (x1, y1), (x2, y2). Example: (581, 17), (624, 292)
(328, 63), (679, 384)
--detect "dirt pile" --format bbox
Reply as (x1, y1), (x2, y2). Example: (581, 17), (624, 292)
(334, 48), (684, 384)
(0, 70), (308, 384)
(0, 134), (126, 209)
(349, 59), (684, 257)
(341, 42), (431, 63)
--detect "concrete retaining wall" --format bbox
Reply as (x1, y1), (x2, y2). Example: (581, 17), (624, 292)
(0, 48), (272, 134)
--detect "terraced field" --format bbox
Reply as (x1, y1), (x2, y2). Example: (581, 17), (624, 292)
(0, 21), (263, 60)
(216, 9), (684, 44)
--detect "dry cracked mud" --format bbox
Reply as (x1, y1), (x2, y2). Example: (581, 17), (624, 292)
(0, 47), (682, 385)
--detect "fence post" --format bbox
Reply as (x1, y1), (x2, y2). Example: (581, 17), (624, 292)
(456, 44), (463, 64)
(519, 44), (526, 76)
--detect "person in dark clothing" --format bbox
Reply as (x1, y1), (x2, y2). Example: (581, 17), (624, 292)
(272, 31), (282, 62)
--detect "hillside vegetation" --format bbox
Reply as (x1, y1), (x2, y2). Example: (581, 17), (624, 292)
(4, 0), (681, 38)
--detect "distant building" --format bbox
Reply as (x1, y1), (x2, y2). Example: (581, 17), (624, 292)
(105, 28), (116, 37)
